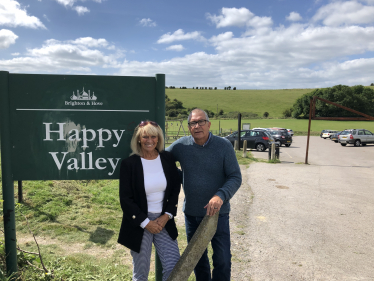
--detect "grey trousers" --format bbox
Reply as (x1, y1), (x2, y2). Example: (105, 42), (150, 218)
(130, 212), (180, 281)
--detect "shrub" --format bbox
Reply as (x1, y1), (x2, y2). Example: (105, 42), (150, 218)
(282, 108), (293, 118)
(263, 112), (269, 118)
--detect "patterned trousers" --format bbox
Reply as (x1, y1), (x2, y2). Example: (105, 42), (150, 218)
(130, 212), (180, 281)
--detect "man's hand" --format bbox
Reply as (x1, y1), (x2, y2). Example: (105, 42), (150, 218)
(145, 220), (162, 234)
(155, 214), (170, 228)
(204, 195), (223, 216)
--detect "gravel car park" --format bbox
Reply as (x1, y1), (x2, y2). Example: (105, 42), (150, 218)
(338, 129), (374, 146)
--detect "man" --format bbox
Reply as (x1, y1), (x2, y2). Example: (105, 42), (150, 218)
(166, 108), (242, 281)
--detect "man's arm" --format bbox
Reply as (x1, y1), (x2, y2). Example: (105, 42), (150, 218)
(216, 140), (242, 202)
(205, 140), (242, 216)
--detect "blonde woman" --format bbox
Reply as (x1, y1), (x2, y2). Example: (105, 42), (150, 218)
(118, 120), (181, 281)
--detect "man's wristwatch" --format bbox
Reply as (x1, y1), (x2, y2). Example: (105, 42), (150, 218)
(167, 214), (172, 220)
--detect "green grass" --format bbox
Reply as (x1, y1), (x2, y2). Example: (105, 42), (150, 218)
(235, 150), (262, 165)
(0, 177), (208, 280)
(166, 119), (374, 135)
(166, 88), (312, 117)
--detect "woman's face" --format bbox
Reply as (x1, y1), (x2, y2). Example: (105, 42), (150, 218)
(139, 133), (158, 154)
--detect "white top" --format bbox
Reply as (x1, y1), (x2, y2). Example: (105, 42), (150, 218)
(140, 155), (172, 228)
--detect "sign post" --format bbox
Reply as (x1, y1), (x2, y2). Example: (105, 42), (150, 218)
(0, 71), (165, 277)
(0, 71), (18, 275)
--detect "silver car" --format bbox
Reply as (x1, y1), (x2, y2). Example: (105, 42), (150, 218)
(338, 129), (374, 146)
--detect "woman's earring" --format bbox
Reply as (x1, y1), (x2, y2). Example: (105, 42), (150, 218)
(138, 141), (140, 143)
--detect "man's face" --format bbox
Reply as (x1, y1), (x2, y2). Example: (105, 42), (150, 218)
(188, 111), (211, 143)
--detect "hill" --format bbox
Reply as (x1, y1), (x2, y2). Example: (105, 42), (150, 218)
(166, 88), (312, 118)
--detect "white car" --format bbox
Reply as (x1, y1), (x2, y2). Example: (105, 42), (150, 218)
(322, 130), (338, 139)
(287, 129), (294, 136)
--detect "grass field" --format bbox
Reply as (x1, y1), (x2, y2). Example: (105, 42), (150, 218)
(166, 119), (374, 135)
(166, 88), (313, 118)
(0, 179), (199, 280)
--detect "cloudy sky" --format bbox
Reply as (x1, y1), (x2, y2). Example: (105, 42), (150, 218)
(1, 0), (374, 89)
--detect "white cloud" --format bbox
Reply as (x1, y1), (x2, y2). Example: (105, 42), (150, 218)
(11, 52), (20, 55)
(74, 6), (90, 15)
(69, 37), (109, 48)
(55, 0), (102, 14)
(165, 44), (184, 51)
(0, 29), (18, 49)
(0, 37), (121, 73)
(207, 7), (273, 36)
(0, 0), (46, 29)
(157, 29), (205, 44)
(43, 14), (50, 22)
(55, 0), (76, 7)
(286, 12), (302, 22)
(139, 18), (156, 27)
(68, 37), (116, 50)
(207, 7), (254, 28)
(313, 1), (374, 26)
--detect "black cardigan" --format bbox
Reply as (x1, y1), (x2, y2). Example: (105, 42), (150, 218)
(117, 151), (181, 253)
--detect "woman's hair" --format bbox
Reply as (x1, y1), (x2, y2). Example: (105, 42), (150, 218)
(130, 121), (164, 156)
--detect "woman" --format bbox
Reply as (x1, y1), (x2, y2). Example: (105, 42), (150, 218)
(118, 120), (181, 281)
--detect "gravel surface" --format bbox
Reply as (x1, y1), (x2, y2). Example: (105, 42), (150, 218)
(176, 137), (374, 280)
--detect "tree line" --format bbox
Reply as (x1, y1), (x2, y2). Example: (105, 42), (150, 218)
(285, 85), (374, 119)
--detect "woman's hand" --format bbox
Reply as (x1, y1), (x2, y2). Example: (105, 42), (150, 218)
(145, 220), (162, 234)
(155, 214), (170, 228)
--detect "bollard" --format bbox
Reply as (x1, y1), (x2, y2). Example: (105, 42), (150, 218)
(234, 140), (239, 151)
(242, 140), (247, 158)
(271, 143), (276, 160)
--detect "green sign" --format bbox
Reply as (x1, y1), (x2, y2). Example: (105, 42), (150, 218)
(5, 73), (165, 180)
(0, 71), (165, 275)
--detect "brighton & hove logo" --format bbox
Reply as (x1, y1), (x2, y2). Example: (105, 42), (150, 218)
(65, 87), (103, 106)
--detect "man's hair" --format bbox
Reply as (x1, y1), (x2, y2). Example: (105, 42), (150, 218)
(130, 122), (164, 156)
(187, 108), (210, 123)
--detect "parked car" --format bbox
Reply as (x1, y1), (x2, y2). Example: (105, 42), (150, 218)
(320, 130), (328, 138)
(338, 129), (374, 146)
(330, 131), (344, 143)
(287, 129), (294, 136)
(322, 130), (338, 139)
(224, 130), (274, 151)
(267, 129), (292, 147)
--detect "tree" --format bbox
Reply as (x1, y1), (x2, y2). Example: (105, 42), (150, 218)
(263, 112), (269, 118)
(291, 85), (374, 119)
(282, 108), (293, 118)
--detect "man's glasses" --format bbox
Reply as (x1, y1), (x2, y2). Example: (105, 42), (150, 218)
(188, 120), (207, 127)
(138, 121), (159, 127)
